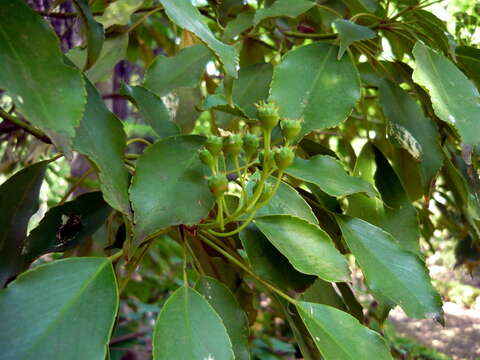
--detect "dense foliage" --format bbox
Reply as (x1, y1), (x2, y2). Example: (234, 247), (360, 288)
(0, 0), (479, 359)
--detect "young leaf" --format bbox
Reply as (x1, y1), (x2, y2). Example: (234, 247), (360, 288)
(195, 277), (250, 360)
(334, 19), (376, 59)
(0, 0), (86, 155)
(336, 215), (443, 321)
(255, 215), (349, 282)
(0, 161), (48, 286)
(144, 44), (212, 97)
(96, 0), (145, 28)
(23, 192), (112, 266)
(378, 79), (443, 188)
(72, 0), (104, 70)
(153, 286), (234, 360)
(73, 80), (131, 217)
(130, 135), (215, 243)
(158, 0), (238, 78)
(0, 258), (118, 360)
(270, 43), (360, 140)
(297, 302), (392, 360)
(239, 224), (315, 291)
(254, 0), (315, 26)
(412, 41), (480, 145)
(121, 84), (180, 139)
(286, 155), (377, 198)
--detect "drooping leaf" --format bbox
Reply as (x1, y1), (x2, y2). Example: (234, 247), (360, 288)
(255, 215), (349, 282)
(73, 80), (131, 217)
(404, 10), (449, 55)
(158, 0), (238, 78)
(301, 279), (348, 312)
(412, 41), (480, 145)
(336, 215), (443, 321)
(144, 44), (212, 97)
(0, 258), (118, 360)
(23, 192), (112, 266)
(0, 161), (48, 286)
(254, 0), (315, 26)
(130, 135), (215, 243)
(334, 19), (376, 59)
(270, 43), (360, 140)
(121, 84), (180, 138)
(379, 79), (443, 187)
(239, 224), (315, 291)
(202, 93), (249, 118)
(246, 173), (318, 224)
(0, 0), (86, 154)
(96, 0), (145, 28)
(174, 87), (203, 133)
(297, 302), (392, 360)
(72, 0), (104, 70)
(223, 11), (254, 41)
(152, 286), (234, 360)
(348, 144), (421, 255)
(68, 33), (129, 83)
(455, 45), (480, 89)
(195, 277), (250, 360)
(286, 155), (377, 198)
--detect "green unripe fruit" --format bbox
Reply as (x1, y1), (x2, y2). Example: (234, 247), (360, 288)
(207, 174), (228, 197)
(274, 147), (295, 170)
(255, 101), (280, 131)
(223, 134), (243, 157)
(205, 135), (223, 157)
(243, 134), (259, 158)
(198, 148), (215, 168)
(281, 118), (302, 142)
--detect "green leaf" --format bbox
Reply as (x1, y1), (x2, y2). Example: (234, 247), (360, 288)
(153, 286), (234, 360)
(158, 0), (238, 78)
(255, 215), (349, 282)
(412, 41), (480, 145)
(301, 279), (348, 312)
(334, 19), (376, 60)
(297, 302), (392, 360)
(286, 155), (377, 198)
(0, 257), (118, 360)
(336, 215), (443, 321)
(23, 192), (112, 266)
(174, 87), (203, 133)
(0, 0), (86, 155)
(96, 0), (145, 28)
(72, 0), (104, 70)
(144, 44), (212, 97)
(379, 79), (443, 188)
(239, 224), (315, 291)
(195, 277), (250, 360)
(254, 0), (315, 26)
(270, 43), (360, 140)
(121, 84), (180, 138)
(67, 33), (129, 83)
(73, 80), (131, 216)
(130, 135), (215, 243)
(246, 173), (318, 224)
(232, 62), (273, 118)
(223, 11), (254, 41)
(202, 93), (249, 118)
(0, 161), (48, 286)
(455, 45), (480, 90)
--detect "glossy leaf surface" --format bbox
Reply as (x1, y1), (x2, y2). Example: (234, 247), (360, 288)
(334, 19), (376, 59)
(254, 0), (315, 26)
(297, 302), (392, 360)
(0, 0), (86, 154)
(130, 135), (215, 242)
(255, 215), (349, 282)
(0, 258), (118, 360)
(153, 286), (234, 360)
(270, 43), (360, 140)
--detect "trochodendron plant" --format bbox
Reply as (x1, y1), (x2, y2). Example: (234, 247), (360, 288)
(0, 0), (480, 358)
